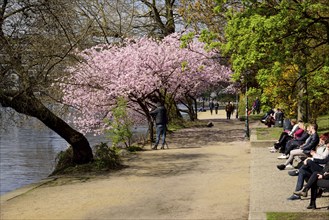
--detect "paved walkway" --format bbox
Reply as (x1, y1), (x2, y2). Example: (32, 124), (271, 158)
(249, 123), (329, 219)
(197, 109), (237, 120)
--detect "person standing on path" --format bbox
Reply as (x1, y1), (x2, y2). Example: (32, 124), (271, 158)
(150, 102), (168, 150)
(252, 97), (261, 114)
(209, 100), (215, 115)
(214, 101), (219, 114)
(225, 101), (234, 119)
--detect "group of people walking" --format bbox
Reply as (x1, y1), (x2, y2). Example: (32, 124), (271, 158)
(208, 100), (235, 119)
(268, 119), (329, 209)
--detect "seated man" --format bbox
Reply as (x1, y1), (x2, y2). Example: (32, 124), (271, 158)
(287, 153), (329, 201)
(274, 108), (284, 127)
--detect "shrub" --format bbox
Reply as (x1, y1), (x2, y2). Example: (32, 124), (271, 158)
(105, 97), (133, 148)
(51, 143), (122, 175)
(52, 146), (74, 174)
(93, 142), (122, 170)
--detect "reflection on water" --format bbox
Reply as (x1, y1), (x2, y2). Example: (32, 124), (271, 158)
(0, 113), (148, 196)
(0, 120), (68, 195)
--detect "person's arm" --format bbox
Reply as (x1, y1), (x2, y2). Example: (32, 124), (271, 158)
(302, 134), (319, 152)
(313, 156), (329, 165)
(289, 124), (299, 136)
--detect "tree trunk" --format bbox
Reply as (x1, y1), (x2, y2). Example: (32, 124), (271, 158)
(0, 90), (93, 164)
(193, 97), (198, 120)
(297, 64), (309, 122)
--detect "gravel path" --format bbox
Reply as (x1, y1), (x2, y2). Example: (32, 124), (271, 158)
(1, 112), (250, 220)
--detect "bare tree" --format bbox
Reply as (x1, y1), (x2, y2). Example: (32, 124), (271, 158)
(0, 0), (93, 164)
(74, 0), (180, 43)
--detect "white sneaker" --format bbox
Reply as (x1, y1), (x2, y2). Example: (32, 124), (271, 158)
(270, 148), (277, 153)
(277, 154), (288, 159)
(285, 164), (294, 170)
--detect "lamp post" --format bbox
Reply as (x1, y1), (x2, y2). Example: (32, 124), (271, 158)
(235, 92), (239, 119)
(245, 82), (250, 139)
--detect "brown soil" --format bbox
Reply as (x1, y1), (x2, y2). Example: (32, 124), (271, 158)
(1, 114), (251, 220)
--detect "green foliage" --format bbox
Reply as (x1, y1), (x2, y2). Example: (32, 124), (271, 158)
(180, 32), (195, 48)
(105, 97), (133, 148)
(53, 146), (75, 173)
(126, 145), (144, 152)
(168, 117), (208, 131)
(317, 114), (329, 135)
(221, 0), (329, 120)
(93, 142), (121, 170)
(199, 29), (221, 50)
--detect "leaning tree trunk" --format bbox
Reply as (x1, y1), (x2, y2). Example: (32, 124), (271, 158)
(0, 90), (93, 164)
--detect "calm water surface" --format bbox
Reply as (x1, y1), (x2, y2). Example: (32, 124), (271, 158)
(0, 116), (147, 195)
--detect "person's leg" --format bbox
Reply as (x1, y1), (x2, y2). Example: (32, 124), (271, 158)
(284, 142), (298, 156)
(284, 149), (304, 166)
(161, 125), (166, 148)
(306, 159), (326, 173)
(153, 125), (161, 149)
(288, 166), (311, 200)
(295, 165), (312, 191)
(278, 132), (286, 143)
(294, 171), (320, 197)
(308, 179), (329, 209)
(280, 136), (292, 150)
(308, 183), (318, 209)
(279, 141), (288, 153)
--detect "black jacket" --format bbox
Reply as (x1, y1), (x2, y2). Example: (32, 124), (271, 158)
(302, 132), (320, 154)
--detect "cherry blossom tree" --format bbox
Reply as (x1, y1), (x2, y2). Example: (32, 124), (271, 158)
(60, 33), (232, 140)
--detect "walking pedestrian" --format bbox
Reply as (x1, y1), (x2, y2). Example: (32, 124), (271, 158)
(225, 101), (234, 119)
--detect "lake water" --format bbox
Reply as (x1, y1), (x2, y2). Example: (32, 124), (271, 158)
(0, 115), (147, 196)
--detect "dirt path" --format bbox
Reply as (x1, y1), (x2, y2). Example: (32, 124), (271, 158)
(1, 116), (251, 220)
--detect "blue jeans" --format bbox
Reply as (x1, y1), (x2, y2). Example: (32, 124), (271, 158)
(155, 124), (166, 147)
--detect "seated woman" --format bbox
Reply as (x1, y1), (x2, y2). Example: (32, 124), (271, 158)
(276, 127), (326, 170)
(269, 119), (299, 153)
(277, 122), (308, 158)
